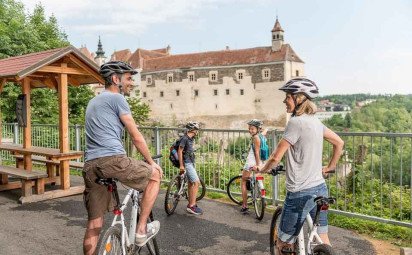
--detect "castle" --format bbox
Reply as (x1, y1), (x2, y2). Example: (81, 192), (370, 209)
(80, 18), (305, 128)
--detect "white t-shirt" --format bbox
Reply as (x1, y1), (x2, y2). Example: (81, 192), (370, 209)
(283, 114), (326, 192)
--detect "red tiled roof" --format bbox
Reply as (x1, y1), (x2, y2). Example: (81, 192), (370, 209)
(110, 49), (132, 62)
(78, 47), (95, 61)
(0, 45), (101, 82)
(152, 47), (170, 54)
(0, 48), (64, 77)
(128, 48), (169, 68)
(143, 44), (303, 72)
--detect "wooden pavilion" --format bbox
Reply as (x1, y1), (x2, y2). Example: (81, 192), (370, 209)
(0, 45), (103, 203)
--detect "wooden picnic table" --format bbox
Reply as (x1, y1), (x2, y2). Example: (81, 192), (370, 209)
(0, 143), (84, 203)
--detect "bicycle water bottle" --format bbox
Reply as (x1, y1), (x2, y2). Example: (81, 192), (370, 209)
(172, 148), (178, 160)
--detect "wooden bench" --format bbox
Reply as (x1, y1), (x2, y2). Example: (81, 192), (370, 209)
(0, 165), (48, 197)
(14, 155), (84, 169)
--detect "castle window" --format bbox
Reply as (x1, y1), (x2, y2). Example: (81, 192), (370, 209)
(188, 71), (195, 82)
(167, 73), (173, 83)
(213, 89), (218, 96)
(170, 103), (173, 109)
(295, 70), (299, 77)
(194, 90), (199, 97)
(262, 69), (270, 79)
(146, 75), (152, 85)
(240, 89), (244, 95)
(143, 92), (147, 97)
(209, 71), (218, 82)
(226, 89), (230, 95)
(236, 70), (245, 81)
(176, 90), (180, 96)
(160, 91), (164, 97)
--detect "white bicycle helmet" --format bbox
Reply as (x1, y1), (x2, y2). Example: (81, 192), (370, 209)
(279, 78), (319, 100)
(247, 119), (263, 129)
(185, 121), (200, 131)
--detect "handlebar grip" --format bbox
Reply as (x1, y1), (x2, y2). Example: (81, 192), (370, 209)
(151, 154), (163, 160)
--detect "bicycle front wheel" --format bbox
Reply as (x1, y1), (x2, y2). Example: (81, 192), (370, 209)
(196, 177), (206, 201)
(96, 226), (123, 255)
(253, 184), (265, 220)
(269, 207), (282, 255)
(164, 175), (181, 215)
(227, 175), (252, 205)
(313, 244), (334, 255)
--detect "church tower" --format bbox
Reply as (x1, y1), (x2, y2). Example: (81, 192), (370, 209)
(95, 36), (106, 66)
(271, 17), (284, 52)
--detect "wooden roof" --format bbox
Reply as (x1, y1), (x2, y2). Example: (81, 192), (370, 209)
(0, 45), (104, 89)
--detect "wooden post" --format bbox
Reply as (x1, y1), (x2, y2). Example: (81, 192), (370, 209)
(22, 78), (32, 171)
(58, 64), (70, 190)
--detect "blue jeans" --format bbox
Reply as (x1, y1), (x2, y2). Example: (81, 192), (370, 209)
(278, 182), (329, 244)
(184, 163), (199, 182)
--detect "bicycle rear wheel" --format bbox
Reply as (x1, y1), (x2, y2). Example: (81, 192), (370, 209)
(226, 175), (252, 205)
(164, 175), (181, 215)
(96, 226), (123, 255)
(253, 184), (265, 220)
(196, 177), (206, 201)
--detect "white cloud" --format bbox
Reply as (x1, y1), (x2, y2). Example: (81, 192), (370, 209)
(20, 0), (269, 35)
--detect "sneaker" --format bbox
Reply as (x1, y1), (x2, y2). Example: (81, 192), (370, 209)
(135, 220), (160, 247)
(240, 207), (249, 214)
(186, 204), (203, 215)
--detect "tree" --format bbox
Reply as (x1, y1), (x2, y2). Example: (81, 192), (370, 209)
(0, 1), (94, 124)
(126, 95), (150, 125)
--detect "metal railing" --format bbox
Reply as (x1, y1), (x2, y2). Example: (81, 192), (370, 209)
(1, 123), (411, 227)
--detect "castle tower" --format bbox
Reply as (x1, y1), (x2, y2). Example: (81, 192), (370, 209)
(95, 36), (106, 66)
(271, 17), (284, 52)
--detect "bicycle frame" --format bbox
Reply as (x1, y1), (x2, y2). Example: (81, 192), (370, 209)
(295, 213), (323, 255)
(107, 188), (141, 255)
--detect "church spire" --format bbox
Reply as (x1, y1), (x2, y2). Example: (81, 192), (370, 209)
(95, 36), (106, 66)
(271, 17), (284, 52)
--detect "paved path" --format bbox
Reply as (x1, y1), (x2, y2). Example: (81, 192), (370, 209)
(0, 176), (376, 255)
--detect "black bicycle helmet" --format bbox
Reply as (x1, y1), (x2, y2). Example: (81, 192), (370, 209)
(247, 119), (263, 129)
(185, 121), (200, 131)
(99, 61), (138, 79)
(279, 78), (319, 100)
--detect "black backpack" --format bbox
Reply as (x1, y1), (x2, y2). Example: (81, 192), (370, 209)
(169, 138), (182, 168)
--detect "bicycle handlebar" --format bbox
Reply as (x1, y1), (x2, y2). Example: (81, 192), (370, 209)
(269, 165), (285, 176)
(150, 154), (163, 161)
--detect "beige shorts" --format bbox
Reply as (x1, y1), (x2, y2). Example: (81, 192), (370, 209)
(82, 154), (152, 220)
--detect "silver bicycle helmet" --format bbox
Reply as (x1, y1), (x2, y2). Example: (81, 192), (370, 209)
(279, 78), (319, 100)
(247, 119), (263, 129)
(185, 121), (200, 131)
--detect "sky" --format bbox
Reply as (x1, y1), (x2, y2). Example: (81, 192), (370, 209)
(20, 0), (412, 96)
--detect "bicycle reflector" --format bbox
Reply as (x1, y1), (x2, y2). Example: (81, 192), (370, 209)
(113, 208), (122, 215)
(261, 189), (266, 197)
(256, 176), (264, 181)
(320, 204), (329, 211)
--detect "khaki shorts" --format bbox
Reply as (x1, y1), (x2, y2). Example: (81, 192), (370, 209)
(82, 154), (152, 220)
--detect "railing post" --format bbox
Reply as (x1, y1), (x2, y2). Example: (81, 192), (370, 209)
(75, 124), (81, 162)
(154, 126), (161, 165)
(272, 129), (279, 206)
(13, 123), (19, 144)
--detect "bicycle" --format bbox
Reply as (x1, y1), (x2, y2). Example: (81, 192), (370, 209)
(96, 155), (162, 255)
(269, 168), (336, 255)
(227, 165), (284, 220)
(164, 172), (206, 215)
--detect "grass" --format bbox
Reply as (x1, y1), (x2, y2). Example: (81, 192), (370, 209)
(328, 214), (412, 248)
